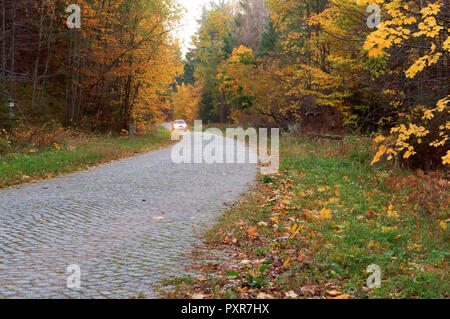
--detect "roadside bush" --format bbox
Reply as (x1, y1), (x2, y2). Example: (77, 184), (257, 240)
(384, 170), (450, 216)
(7, 120), (67, 151)
(0, 135), (11, 154)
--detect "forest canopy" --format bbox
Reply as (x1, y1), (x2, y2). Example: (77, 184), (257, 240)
(175, 0), (448, 170)
(0, 0), (182, 131)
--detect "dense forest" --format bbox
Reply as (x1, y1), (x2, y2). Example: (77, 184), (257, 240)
(174, 0), (449, 170)
(1, 0), (449, 170)
(0, 0), (181, 132)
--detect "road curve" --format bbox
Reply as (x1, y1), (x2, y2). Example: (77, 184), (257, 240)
(0, 129), (257, 298)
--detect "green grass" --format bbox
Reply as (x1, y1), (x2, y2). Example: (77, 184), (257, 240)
(279, 136), (449, 298)
(163, 134), (449, 299)
(0, 127), (172, 188)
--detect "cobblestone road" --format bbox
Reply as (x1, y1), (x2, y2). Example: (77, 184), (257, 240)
(0, 129), (257, 298)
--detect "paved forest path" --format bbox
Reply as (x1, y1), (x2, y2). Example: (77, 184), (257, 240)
(0, 128), (257, 298)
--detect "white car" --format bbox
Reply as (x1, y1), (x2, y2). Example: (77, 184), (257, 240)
(172, 120), (187, 130)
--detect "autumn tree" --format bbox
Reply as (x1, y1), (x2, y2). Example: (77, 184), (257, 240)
(364, 0), (449, 169)
(0, 0), (182, 132)
(170, 83), (201, 123)
(236, 0), (269, 52)
(191, 3), (234, 122)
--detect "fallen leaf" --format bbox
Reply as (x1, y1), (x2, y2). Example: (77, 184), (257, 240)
(258, 221), (268, 227)
(290, 223), (302, 238)
(283, 257), (291, 267)
(327, 198), (339, 204)
(257, 292), (273, 299)
(319, 207), (332, 220)
(285, 290), (298, 298)
(326, 289), (341, 296)
(246, 226), (258, 239)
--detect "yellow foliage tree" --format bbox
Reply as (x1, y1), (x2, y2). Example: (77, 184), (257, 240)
(170, 83), (201, 123)
(364, 0), (449, 166)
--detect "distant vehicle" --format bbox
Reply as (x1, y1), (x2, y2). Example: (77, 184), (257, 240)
(172, 120), (187, 130)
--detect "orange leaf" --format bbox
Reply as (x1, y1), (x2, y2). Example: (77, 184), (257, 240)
(283, 257), (291, 267)
(246, 226), (258, 239)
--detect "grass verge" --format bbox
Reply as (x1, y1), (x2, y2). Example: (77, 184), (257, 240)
(0, 126), (172, 188)
(162, 135), (449, 299)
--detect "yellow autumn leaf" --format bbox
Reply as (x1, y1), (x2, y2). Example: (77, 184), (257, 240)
(443, 151), (450, 165)
(319, 207), (332, 220)
(405, 56), (428, 78)
(327, 198), (339, 204)
(371, 145), (387, 166)
(290, 223), (302, 238)
(443, 36), (450, 51)
(381, 226), (396, 233)
(387, 205), (399, 218)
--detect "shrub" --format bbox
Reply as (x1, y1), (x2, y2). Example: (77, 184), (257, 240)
(0, 135), (11, 154)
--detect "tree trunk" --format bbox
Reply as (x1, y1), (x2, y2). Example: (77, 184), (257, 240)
(10, 1), (16, 97)
(31, 4), (45, 111)
(38, 3), (55, 113)
(1, 0), (6, 94)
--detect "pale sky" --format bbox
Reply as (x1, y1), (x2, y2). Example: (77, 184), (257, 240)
(175, 0), (216, 57)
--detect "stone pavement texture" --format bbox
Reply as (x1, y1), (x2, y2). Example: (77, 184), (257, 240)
(0, 130), (257, 298)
